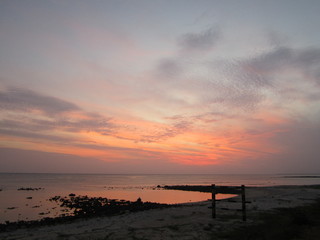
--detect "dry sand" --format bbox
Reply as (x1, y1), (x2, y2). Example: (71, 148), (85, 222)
(1, 185), (320, 240)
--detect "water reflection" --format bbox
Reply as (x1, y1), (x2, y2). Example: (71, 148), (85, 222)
(85, 188), (234, 204)
(0, 188), (235, 223)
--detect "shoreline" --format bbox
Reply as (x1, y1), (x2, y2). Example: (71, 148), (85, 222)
(1, 185), (320, 239)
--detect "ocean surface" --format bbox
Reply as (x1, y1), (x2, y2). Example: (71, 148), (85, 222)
(1, 173), (320, 223)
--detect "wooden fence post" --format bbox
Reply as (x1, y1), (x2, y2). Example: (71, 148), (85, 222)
(212, 184), (216, 218)
(241, 185), (246, 221)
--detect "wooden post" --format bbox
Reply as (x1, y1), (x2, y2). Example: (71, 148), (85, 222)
(241, 185), (246, 221)
(212, 184), (216, 218)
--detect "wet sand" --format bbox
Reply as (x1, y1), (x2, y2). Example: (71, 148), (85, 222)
(1, 185), (320, 240)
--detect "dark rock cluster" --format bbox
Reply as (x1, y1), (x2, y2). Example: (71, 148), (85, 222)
(49, 195), (169, 217)
(17, 187), (43, 191)
(0, 194), (172, 232)
(162, 185), (212, 192)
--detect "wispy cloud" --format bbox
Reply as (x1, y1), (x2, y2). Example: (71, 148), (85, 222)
(0, 87), (115, 144)
(0, 87), (80, 115)
(140, 120), (191, 143)
(241, 46), (320, 87)
(0, 128), (73, 143)
(177, 27), (221, 54)
(156, 58), (182, 79)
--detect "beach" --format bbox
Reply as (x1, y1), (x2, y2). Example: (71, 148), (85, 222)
(1, 185), (320, 240)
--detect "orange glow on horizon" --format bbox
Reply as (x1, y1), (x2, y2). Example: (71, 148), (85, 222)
(0, 108), (291, 167)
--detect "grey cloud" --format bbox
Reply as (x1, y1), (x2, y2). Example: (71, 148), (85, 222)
(226, 89), (264, 111)
(236, 47), (293, 90)
(0, 128), (73, 143)
(44, 115), (114, 135)
(178, 27), (220, 53)
(154, 27), (220, 81)
(156, 58), (182, 78)
(0, 116), (115, 144)
(191, 111), (234, 123)
(0, 87), (115, 144)
(266, 31), (289, 47)
(0, 113), (114, 136)
(154, 38), (320, 116)
(0, 87), (80, 114)
(208, 46), (320, 111)
(295, 48), (320, 68)
(0, 118), (52, 132)
(222, 87), (263, 111)
(243, 47), (292, 74)
(200, 75), (265, 112)
(242, 47), (320, 86)
(294, 48), (320, 85)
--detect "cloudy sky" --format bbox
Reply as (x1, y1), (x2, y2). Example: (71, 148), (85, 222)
(1, 0), (320, 174)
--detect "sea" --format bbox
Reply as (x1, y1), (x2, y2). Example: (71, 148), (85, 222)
(1, 173), (320, 224)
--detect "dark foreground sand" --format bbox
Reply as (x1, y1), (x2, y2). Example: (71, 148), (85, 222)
(1, 185), (320, 240)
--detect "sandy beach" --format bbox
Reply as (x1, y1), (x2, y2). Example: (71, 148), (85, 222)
(1, 185), (320, 240)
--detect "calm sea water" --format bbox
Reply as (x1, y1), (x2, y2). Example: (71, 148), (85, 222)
(1, 173), (320, 223)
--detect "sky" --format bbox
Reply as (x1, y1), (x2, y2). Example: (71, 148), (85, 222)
(1, 0), (320, 174)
